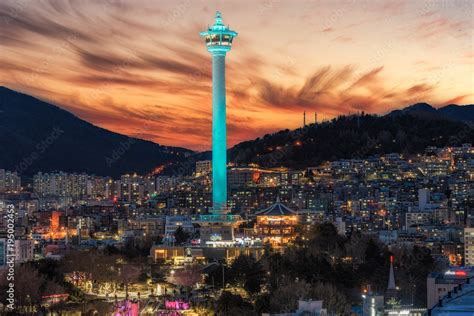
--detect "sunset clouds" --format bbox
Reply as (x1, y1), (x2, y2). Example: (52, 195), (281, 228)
(0, 0), (472, 150)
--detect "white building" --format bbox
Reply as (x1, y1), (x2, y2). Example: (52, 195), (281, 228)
(464, 227), (474, 266)
(14, 239), (34, 263)
(362, 294), (384, 316)
(429, 273), (474, 315)
(427, 268), (474, 309)
(0, 169), (21, 193)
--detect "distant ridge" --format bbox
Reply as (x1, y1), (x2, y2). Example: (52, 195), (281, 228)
(0, 87), (192, 177)
(226, 103), (473, 169)
(388, 102), (474, 123)
(439, 104), (474, 123)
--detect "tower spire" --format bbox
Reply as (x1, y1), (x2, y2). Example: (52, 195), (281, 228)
(215, 11), (223, 25)
(388, 255), (396, 290)
(385, 255), (398, 302)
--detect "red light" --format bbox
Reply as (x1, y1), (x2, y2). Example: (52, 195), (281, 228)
(252, 171), (261, 183)
(455, 271), (467, 277)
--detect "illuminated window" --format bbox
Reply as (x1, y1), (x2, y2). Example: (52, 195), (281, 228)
(221, 35), (232, 46)
(211, 34), (220, 44)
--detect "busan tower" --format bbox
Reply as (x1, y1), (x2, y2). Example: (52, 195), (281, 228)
(200, 11), (237, 213)
(198, 12), (240, 245)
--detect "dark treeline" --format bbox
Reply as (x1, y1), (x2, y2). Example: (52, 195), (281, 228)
(229, 113), (473, 168)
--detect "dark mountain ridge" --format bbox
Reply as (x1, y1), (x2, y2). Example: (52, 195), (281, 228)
(389, 102), (474, 123)
(0, 87), (192, 177)
(228, 103), (473, 169)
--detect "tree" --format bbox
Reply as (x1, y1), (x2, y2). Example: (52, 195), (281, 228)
(0, 264), (46, 307)
(138, 271), (148, 283)
(267, 280), (311, 313)
(17, 265), (47, 306)
(204, 263), (229, 289)
(61, 250), (120, 294)
(214, 291), (257, 316)
(309, 282), (351, 314)
(356, 238), (391, 292)
(307, 223), (345, 258)
(344, 232), (369, 270)
(167, 264), (202, 292)
(262, 252), (285, 290)
(174, 226), (190, 245)
(120, 263), (141, 297)
(395, 246), (439, 306)
(228, 255), (265, 294)
(266, 280), (350, 314)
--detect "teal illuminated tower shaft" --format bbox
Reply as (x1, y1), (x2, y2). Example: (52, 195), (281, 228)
(212, 53), (227, 211)
(200, 11), (237, 214)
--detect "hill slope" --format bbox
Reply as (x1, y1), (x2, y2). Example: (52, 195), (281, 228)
(228, 109), (473, 168)
(389, 103), (474, 123)
(439, 104), (474, 122)
(0, 87), (192, 177)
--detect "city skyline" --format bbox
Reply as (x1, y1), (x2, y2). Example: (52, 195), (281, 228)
(1, 0), (473, 150)
(0, 2), (473, 314)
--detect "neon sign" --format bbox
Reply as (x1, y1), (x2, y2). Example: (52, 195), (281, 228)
(165, 300), (190, 310)
(444, 270), (467, 277)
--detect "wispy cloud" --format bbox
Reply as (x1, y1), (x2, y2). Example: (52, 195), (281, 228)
(0, 0), (471, 150)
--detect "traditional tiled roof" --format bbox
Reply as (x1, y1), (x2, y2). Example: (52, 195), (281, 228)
(255, 197), (297, 216)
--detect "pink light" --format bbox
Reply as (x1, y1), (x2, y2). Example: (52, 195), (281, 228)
(165, 300), (190, 310)
(158, 312), (183, 316)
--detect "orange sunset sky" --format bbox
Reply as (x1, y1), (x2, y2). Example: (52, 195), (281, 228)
(1, 0), (473, 150)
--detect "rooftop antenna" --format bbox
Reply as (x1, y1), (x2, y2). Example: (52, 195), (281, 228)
(303, 111), (306, 127)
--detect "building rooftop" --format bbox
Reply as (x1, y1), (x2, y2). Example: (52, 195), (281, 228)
(429, 276), (474, 315)
(255, 197), (297, 216)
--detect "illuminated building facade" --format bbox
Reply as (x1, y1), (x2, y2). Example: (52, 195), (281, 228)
(254, 198), (299, 247)
(195, 160), (212, 176)
(0, 169), (21, 193)
(464, 227), (474, 266)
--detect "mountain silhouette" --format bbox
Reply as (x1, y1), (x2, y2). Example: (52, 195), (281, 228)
(0, 87), (191, 177)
